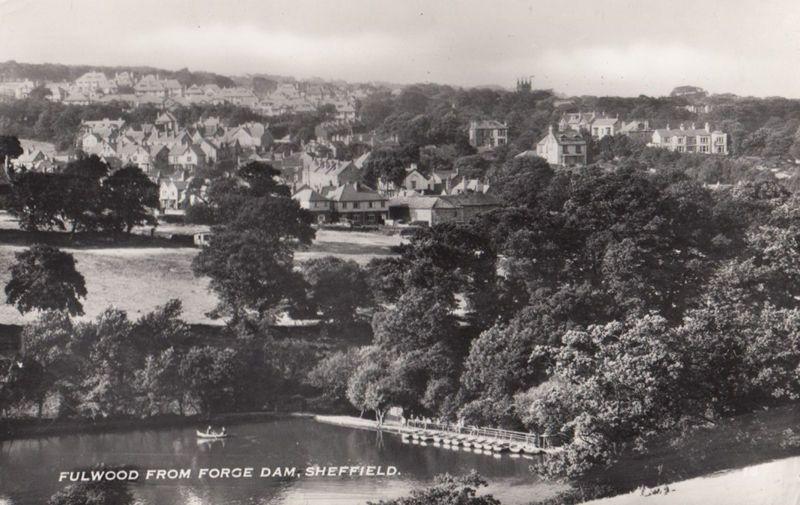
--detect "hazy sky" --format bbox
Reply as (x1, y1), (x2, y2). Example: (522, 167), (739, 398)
(1, 0), (800, 97)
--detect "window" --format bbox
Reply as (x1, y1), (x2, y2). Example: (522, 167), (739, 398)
(575, 145), (582, 154)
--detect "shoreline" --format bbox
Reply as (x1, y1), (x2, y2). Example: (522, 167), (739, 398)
(0, 411), (316, 442)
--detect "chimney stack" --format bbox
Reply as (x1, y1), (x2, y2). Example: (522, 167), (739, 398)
(704, 122), (710, 133)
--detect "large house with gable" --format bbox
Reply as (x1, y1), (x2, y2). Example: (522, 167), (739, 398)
(649, 123), (728, 155)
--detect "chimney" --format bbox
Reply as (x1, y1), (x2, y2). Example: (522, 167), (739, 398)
(679, 123), (685, 131)
(691, 122), (696, 130)
(704, 122), (710, 133)
(666, 123), (670, 130)
(548, 125), (554, 135)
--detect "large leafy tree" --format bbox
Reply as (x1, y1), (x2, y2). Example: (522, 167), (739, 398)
(301, 256), (372, 325)
(193, 194), (314, 321)
(5, 245), (87, 316)
(0, 135), (23, 166)
(6, 170), (66, 231)
(101, 165), (158, 233)
(60, 155), (109, 232)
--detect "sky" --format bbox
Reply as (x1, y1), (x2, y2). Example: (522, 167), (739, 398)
(1, 0), (800, 97)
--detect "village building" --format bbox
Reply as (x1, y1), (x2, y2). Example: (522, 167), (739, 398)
(559, 112), (597, 132)
(159, 178), (189, 210)
(292, 186), (334, 223)
(387, 195), (460, 225)
(591, 117), (621, 139)
(299, 153), (362, 190)
(75, 72), (115, 94)
(468, 120), (509, 148)
(155, 111), (180, 134)
(0, 80), (36, 99)
(619, 120), (652, 141)
(535, 126), (587, 167)
(649, 123), (728, 155)
(326, 182), (388, 225)
(388, 192), (501, 226)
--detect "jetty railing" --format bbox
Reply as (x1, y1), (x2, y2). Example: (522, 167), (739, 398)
(403, 419), (559, 448)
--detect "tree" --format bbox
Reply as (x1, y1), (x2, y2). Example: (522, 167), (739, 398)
(5, 245), (87, 316)
(78, 308), (141, 417)
(308, 347), (364, 406)
(6, 170), (66, 231)
(60, 155), (109, 232)
(135, 347), (186, 416)
(21, 310), (82, 416)
(368, 471), (499, 505)
(178, 346), (241, 414)
(101, 165), (158, 233)
(0, 135), (23, 166)
(301, 257), (372, 325)
(192, 195), (314, 321)
(48, 471), (134, 505)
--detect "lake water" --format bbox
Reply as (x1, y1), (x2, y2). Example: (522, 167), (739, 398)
(0, 418), (565, 504)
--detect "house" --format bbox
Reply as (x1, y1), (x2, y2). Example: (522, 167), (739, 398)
(80, 118), (126, 138)
(559, 112), (597, 132)
(388, 192), (501, 226)
(114, 72), (134, 88)
(118, 144), (153, 172)
(63, 91), (91, 105)
(169, 144), (206, 170)
(292, 186), (333, 223)
(159, 178), (189, 209)
(649, 123), (728, 155)
(591, 117), (621, 139)
(155, 111), (179, 134)
(335, 104), (357, 122)
(448, 178), (490, 195)
(134, 75), (183, 97)
(387, 195), (460, 225)
(80, 133), (117, 158)
(15, 149), (54, 172)
(620, 120), (652, 141)
(403, 166), (433, 193)
(439, 193), (502, 221)
(327, 182), (388, 225)
(75, 72), (115, 94)
(299, 153), (362, 190)
(0, 80), (35, 99)
(536, 126), (587, 167)
(468, 120), (509, 148)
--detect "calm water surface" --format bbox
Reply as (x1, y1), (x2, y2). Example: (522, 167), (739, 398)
(0, 418), (564, 504)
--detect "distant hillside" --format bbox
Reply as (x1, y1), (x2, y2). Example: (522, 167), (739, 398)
(0, 60), (236, 88)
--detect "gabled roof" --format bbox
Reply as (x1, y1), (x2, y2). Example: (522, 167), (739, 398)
(550, 130), (586, 146)
(293, 186), (331, 202)
(155, 111), (178, 124)
(389, 195), (457, 210)
(329, 182), (384, 202)
(471, 119), (507, 130)
(440, 193), (501, 207)
(592, 117), (620, 127)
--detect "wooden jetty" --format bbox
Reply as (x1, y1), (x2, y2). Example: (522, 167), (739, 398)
(314, 415), (561, 456)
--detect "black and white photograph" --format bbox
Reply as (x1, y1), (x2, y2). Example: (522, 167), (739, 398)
(1, 1), (800, 504)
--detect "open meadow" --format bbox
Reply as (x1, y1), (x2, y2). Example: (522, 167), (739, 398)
(0, 215), (403, 325)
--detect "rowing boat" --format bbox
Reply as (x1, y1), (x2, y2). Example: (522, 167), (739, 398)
(196, 430), (228, 439)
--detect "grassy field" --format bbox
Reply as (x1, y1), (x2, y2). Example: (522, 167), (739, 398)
(0, 219), (404, 325)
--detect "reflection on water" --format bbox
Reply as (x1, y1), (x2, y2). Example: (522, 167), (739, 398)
(0, 418), (564, 504)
